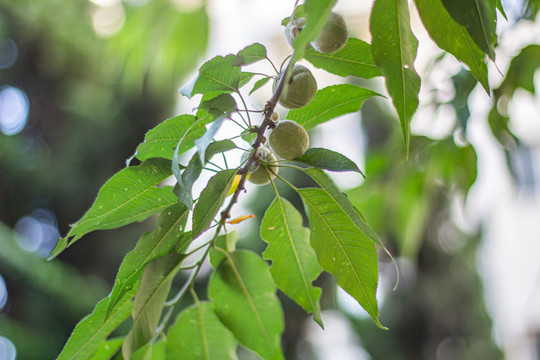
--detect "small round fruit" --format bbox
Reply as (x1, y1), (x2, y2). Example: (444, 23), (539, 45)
(248, 152), (279, 185)
(284, 17), (306, 47)
(273, 64), (317, 109)
(269, 120), (309, 160)
(311, 12), (348, 53)
(240, 150), (260, 173)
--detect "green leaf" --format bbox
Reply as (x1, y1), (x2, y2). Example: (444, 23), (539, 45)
(198, 94), (238, 115)
(293, 148), (365, 176)
(305, 38), (381, 78)
(370, 0), (421, 157)
(176, 139), (236, 210)
(286, 84), (379, 131)
(135, 115), (206, 161)
(56, 289), (136, 360)
(233, 43), (267, 66)
(496, 0), (507, 19)
(209, 230), (239, 268)
(122, 254), (184, 359)
(52, 158), (178, 257)
(106, 203), (189, 318)
(303, 168), (386, 249)
(415, 0), (489, 93)
(298, 187), (383, 328)
(440, 0), (497, 60)
(192, 169), (236, 239)
(180, 55), (242, 98)
(166, 301), (238, 360)
(261, 197), (323, 327)
(249, 77), (271, 95)
(194, 116), (227, 165)
(132, 341), (166, 360)
(209, 250), (285, 360)
(87, 337), (124, 360)
(291, 0), (336, 61)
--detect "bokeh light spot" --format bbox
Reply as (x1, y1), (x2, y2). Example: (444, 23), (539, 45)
(0, 39), (18, 70)
(15, 209), (60, 257)
(0, 336), (16, 360)
(0, 86), (29, 136)
(0, 274), (7, 311)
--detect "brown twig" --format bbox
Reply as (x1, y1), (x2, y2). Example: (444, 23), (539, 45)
(219, 55), (296, 222)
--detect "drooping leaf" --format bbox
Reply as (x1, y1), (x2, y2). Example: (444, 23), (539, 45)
(135, 115), (206, 161)
(298, 187), (383, 328)
(370, 0), (421, 157)
(249, 77), (271, 95)
(261, 197), (323, 327)
(175, 139), (236, 209)
(132, 341), (166, 360)
(56, 289), (136, 360)
(496, 0), (507, 19)
(293, 148), (365, 176)
(440, 0), (497, 60)
(291, 0), (336, 61)
(87, 337), (124, 360)
(166, 301), (238, 360)
(286, 84), (379, 131)
(180, 55), (242, 98)
(415, 0), (489, 93)
(106, 203), (189, 318)
(233, 43), (267, 66)
(192, 169), (237, 239)
(51, 158), (177, 258)
(209, 230), (239, 268)
(209, 250), (285, 360)
(305, 38), (381, 78)
(194, 116), (227, 165)
(198, 94), (238, 119)
(122, 254), (184, 359)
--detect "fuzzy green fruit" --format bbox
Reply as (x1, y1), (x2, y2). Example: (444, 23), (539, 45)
(269, 120), (309, 160)
(284, 17), (306, 47)
(273, 64), (317, 109)
(248, 151), (278, 185)
(311, 12), (348, 53)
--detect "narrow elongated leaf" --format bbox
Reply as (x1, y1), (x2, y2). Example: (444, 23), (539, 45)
(287, 84), (379, 131)
(87, 337), (124, 360)
(181, 55), (242, 98)
(233, 43), (267, 66)
(415, 0), (489, 93)
(496, 0), (507, 19)
(166, 301), (238, 360)
(194, 116), (227, 164)
(106, 203), (189, 318)
(294, 148), (364, 176)
(440, 0), (497, 60)
(135, 115), (205, 161)
(176, 139), (236, 209)
(192, 169), (236, 239)
(292, 0), (336, 61)
(51, 159), (177, 258)
(305, 38), (381, 78)
(370, 0), (421, 157)
(57, 289), (136, 360)
(261, 197), (323, 326)
(298, 187), (383, 328)
(249, 77), (271, 95)
(122, 254), (184, 359)
(209, 250), (285, 360)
